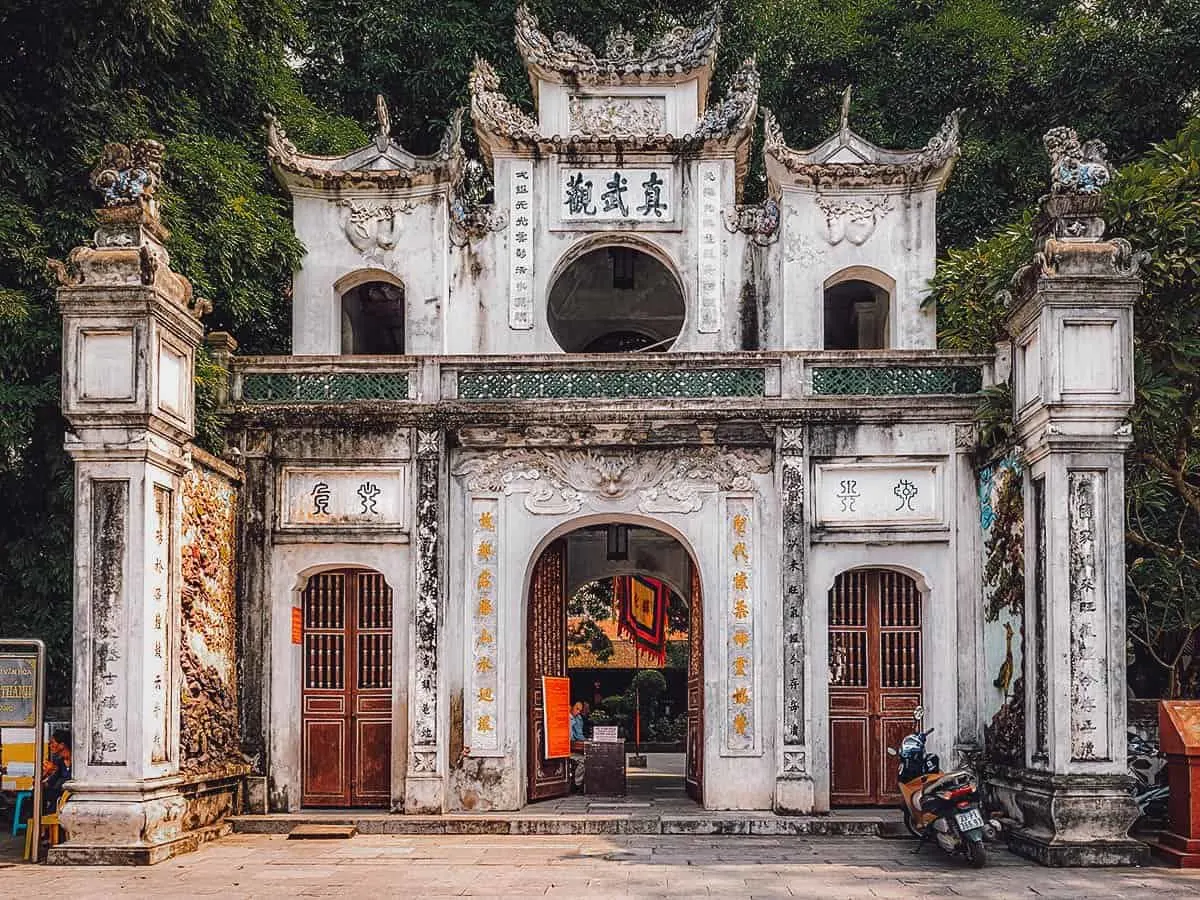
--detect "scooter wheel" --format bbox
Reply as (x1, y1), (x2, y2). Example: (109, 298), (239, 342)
(902, 807), (921, 839)
(965, 838), (987, 868)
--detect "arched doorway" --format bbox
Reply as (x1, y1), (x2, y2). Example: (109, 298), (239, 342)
(547, 245), (686, 352)
(828, 568), (922, 806)
(338, 272), (405, 354)
(299, 567), (394, 807)
(526, 523), (703, 804)
(823, 267), (893, 350)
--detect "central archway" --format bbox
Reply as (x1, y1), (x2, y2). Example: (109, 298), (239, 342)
(547, 242), (686, 353)
(525, 521), (703, 805)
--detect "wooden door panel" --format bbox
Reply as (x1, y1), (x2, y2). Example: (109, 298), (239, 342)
(829, 570), (923, 806)
(354, 719), (392, 804)
(527, 540), (569, 801)
(303, 719), (348, 804)
(685, 560), (704, 804)
(301, 569), (394, 809)
(830, 718), (870, 801)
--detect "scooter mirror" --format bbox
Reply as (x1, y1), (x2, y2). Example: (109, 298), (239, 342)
(913, 706), (925, 723)
(886, 747), (898, 757)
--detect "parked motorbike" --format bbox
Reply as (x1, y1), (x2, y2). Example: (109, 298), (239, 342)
(1128, 731), (1169, 820)
(888, 707), (992, 868)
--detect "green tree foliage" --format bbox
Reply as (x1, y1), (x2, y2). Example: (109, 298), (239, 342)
(932, 117), (1200, 696)
(0, 0), (363, 704)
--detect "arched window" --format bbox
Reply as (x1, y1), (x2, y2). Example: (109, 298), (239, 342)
(548, 245), (685, 353)
(340, 278), (405, 355)
(823, 267), (893, 350)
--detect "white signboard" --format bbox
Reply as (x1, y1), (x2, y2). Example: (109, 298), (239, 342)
(592, 725), (620, 743)
(509, 161), (534, 330)
(560, 167), (674, 223)
(814, 463), (942, 527)
(695, 162), (722, 333)
(281, 466), (407, 528)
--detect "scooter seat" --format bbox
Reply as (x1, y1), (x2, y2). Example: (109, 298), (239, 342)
(924, 770), (974, 794)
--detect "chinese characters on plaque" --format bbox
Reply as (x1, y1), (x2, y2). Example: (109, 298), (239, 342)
(90, 480), (128, 766)
(509, 162), (534, 330)
(695, 162), (723, 333)
(725, 496), (758, 754)
(468, 497), (501, 753)
(815, 464), (942, 526)
(1068, 471), (1110, 761)
(559, 167), (674, 223)
(148, 485), (172, 764)
(282, 468), (406, 528)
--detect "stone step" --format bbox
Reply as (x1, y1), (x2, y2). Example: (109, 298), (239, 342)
(231, 813), (899, 838)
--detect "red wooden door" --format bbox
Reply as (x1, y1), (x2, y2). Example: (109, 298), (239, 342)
(685, 560), (704, 803)
(301, 569), (393, 808)
(829, 570), (922, 806)
(527, 540), (569, 801)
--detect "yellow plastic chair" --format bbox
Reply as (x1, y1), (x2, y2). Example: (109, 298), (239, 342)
(23, 790), (68, 861)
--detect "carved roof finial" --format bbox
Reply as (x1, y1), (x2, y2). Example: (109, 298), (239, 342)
(90, 139), (164, 210)
(1043, 126), (1111, 195)
(840, 86), (852, 134)
(375, 94), (392, 150)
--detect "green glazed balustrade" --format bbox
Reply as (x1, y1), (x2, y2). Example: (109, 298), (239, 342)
(811, 365), (983, 396)
(457, 368), (767, 400)
(241, 372), (410, 402)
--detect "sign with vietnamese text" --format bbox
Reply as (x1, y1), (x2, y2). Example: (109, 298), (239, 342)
(0, 654), (37, 727)
(542, 676), (572, 759)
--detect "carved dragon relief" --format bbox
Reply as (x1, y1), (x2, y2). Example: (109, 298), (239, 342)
(451, 447), (773, 515)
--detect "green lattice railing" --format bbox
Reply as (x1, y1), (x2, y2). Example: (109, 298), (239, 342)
(240, 372), (410, 402)
(457, 368), (766, 400)
(811, 365), (983, 396)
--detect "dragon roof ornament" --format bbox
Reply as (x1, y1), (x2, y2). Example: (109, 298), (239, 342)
(267, 98), (464, 193)
(514, 4), (720, 86)
(764, 96), (962, 190)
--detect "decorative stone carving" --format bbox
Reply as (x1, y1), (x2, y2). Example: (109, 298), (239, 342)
(814, 195), (893, 246)
(783, 750), (806, 775)
(470, 58), (540, 143)
(724, 197), (780, 246)
(412, 430), (442, 757)
(90, 140), (164, 208)
(955, 423), (977, 451)
(449, 157), (508, 247)
(1044, 127), (1111, 195)
(694, 59), (760, 139)
(180, 464), (245, 775)
(783, 224), (826, 267)
(451, 447), (773, 515)
(514, 4), (720, 84)
(568, 95), (665, 137)
(336, 199), (417, 254)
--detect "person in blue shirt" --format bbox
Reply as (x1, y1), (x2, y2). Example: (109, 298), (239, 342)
(569, 702), (586, 790)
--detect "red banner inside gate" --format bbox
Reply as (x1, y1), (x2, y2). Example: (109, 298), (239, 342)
(615, 574), (670, 665)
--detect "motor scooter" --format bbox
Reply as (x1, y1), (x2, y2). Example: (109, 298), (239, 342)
(888, 707), (991, 868)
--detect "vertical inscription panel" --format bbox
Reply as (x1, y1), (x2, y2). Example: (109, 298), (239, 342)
(147, 484), (172, 763)
(696, 161), (723, 334)
(723, 495), (760, 755)
(508, 162), (534, 330)
(90, 480), (129, 766)
(467, 496), (502, 754)
(1069, 471), (1110, 761)
(780, 432), (806, 753)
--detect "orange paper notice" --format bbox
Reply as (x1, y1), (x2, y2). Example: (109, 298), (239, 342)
(291, 607), (303, 645)
(542, 675), (572, 759)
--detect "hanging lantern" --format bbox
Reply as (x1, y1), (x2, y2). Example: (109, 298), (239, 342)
(606, 523), (629, 561)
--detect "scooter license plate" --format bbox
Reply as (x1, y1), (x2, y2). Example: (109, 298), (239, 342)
(955, 809), (984, 832)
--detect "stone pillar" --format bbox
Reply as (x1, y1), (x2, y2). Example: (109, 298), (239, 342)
(51, 141), (208, 863)
(996, 128), (1147, 866)
(405, 428), (445, 811)
(774, 426), (815, 812)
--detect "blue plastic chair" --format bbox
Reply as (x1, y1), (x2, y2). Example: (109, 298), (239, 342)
(11, 790), (31, 836)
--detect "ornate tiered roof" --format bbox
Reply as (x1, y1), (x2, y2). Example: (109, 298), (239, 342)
(514, 3), (721, 98)
(764, 89), (962, 189)
(267, 97), (464, 192)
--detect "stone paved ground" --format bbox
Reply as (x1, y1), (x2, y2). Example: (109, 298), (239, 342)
(2, 833), (1200, 898)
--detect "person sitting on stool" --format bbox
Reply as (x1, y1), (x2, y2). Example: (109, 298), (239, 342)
(569, 702), (586, 791)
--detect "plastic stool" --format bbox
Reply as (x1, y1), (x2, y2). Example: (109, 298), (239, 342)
(12, 790), (31, 835)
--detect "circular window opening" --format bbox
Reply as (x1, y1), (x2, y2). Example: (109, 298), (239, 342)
(548, 247), (685, 353)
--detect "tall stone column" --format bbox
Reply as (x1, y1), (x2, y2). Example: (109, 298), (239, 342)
(997, 128), (1147, 866)
(405, 428), (445, 811)
(52, 142), (208, 863)
(774, 426), (815, 813)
